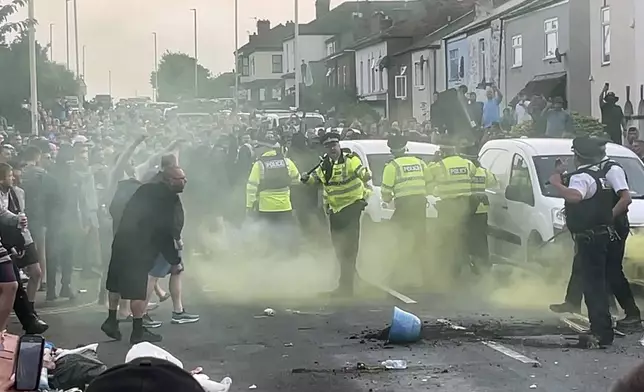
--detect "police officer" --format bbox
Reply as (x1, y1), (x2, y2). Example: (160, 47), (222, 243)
(550, 139), (641, 330)
(427, 146), (476, 273)
(381, 134), (430, 286)
(300, 131), (371, 296)
(548, 136), (615, 347)
(469, 157), (496, 270)
(246, 142), (300, 252)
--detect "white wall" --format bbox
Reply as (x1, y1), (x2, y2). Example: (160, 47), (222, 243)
(355, 41), (388, 97)
(467, 28), (493, 101)
(411, 45), (447, 122)
(589, 0), (640, 123)
(248, 51), (283, 81)
(283, 35), (333, 75)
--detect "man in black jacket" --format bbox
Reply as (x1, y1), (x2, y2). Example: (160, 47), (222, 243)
(101, 165), (186, 344)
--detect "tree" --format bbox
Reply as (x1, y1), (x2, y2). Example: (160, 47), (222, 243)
(150, 51), (212, 102)
(0, 33), (79, 131)
(0, 0), (30, 44)
(207, 72), (235, 99)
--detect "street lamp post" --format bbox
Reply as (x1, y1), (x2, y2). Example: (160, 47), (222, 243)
(49, 23), (54, 61)
(65, 0), (70, 69)
(82, 44), (86, 79)
(73, 0), (80, 79)
(294, 0), (300, 109)
(28, 0), (38, 135)
(234, 0), (239, 111)
(153, 32), (158, 102)
(190, 8), (198, 98)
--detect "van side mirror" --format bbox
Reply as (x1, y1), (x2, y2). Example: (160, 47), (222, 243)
(505, 184), (534, 206)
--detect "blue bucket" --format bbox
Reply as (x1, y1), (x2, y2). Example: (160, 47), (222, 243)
(388, 306), (422, 344)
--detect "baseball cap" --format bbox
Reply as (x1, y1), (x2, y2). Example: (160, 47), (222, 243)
(571, 136), (608, 159)
(86, 357), (205, 392)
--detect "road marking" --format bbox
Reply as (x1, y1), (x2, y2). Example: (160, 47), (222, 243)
(565, 313), (625, 337)
(482, 340), (541, 366)
(369, 282), (417, 304)
(436, 319), (466, 330)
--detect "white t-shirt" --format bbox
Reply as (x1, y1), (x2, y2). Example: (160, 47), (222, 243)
(515, 101), (531, 124)
(568, 163), (628, 200)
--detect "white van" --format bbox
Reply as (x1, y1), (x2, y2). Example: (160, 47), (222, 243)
(478, 138), (644, 264)
(340, 139), (440, 222)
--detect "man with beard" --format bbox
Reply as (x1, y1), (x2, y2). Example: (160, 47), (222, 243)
(101, 165), (186, 344)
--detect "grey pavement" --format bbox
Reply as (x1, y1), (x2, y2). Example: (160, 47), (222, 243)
(24, 270), (644, 392)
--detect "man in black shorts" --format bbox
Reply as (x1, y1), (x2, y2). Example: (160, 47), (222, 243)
(102, 165), (186, 344)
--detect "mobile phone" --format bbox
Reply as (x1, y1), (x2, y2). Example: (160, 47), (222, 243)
(14, 334), (45, 391)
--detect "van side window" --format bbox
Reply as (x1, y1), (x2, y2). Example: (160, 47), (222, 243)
(480, 148), (509, 188)
(509, 154), (532, 190)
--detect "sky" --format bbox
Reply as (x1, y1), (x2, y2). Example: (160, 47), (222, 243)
(22, 0), (358, 98)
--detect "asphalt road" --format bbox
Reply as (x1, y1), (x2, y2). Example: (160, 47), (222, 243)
(23, 268), (644, 392)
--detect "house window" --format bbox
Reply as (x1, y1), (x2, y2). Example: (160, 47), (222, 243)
(370, 58), (377, 93)
(326, 68), (335, 87)
(285, 43), (290, 72)
(449, 49), (459, 81)
(259, 88), (266, 101)
(544, 18), (559, 58)
(395, 75), (407, 99)
(342, 65), (347, 88)
(478, 39), (486, 82)
(378, 59), (384, 91)
(272, 55), (283, 73)
(241, 57), (249, 76)
(360, 60), (364, 94)
(326, 41), (336, 56)
(418, 56), (425, 88)
(601, 7), (610, 64)
(250, 57), (256, 75)
(512, 35), (523, 67)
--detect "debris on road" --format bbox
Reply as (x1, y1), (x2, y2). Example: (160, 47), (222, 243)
(529, 384), (537, 389)
(248, 384), (257, 389)
(284, 343), (293, 347)
(381, 360), (408, 370)
(263, 308), (275, 316)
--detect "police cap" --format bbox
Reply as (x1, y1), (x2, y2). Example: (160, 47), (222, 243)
(387, 134), (408, 151)
(571, 136), (608, 159)
(320, 131), (341, 146)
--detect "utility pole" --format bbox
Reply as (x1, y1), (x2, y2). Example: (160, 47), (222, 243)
(73, 0), (80, 79)
(190, 8), (198, 98)
(234, 0), (239, 111)
(28, 0), (38, 135)
(153, 32), (158, 102)
(82, 45), (86, 79)
(65, 0), (70, 69)
(49, 23), (54, 61)
(294, 0), (300, 109)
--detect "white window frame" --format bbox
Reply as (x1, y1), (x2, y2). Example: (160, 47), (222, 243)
(601, 7), (610, 65)
(448, 49), (460, 81)
(419, 56), (425, 89)
(326, 41), (336, 57)
(259, 88), (266, 101)
(478, 38), (486, 82)
(511, 35), (523, 67)
(359, 60), (364, 95)
(395, 75), (407, 99)
(544, 17), (559, 59)
(370, 56), (377, 93)
(377, 57), (384, 91)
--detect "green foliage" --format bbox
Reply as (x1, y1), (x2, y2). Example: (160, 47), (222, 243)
(0, 33), (80, 131)
(150, 52), (235, 102)
(0, 0), (32, 44)
(503, 112), (608, 139)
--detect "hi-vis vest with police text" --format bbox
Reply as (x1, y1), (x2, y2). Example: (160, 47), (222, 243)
(381, 156), (429, 201)
(246, 150), (300, 212)
(428, 155), (475, 199)
(257, 153), (291, 191)
(308, 152), (371, 213)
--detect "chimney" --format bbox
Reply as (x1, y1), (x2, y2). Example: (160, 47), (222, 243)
(380, 16), (393, 31)
(475, 0), (494, 18)
(316, 0), (331, 19)
(370, 11), (387, 35)
(257, 19), (271, 35)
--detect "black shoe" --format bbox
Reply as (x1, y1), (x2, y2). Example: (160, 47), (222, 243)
(25, 318), (49, 335)
(101, 319), (122, 341)
(578, 333), (613, 349)
(130, 327), (162, 344)
(616, 315), (643, 331)
(59, 286), (76, 300)
(549, 302), (580, 314)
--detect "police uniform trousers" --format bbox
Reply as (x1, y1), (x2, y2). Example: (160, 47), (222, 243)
(329, 201), (364, 294)
(573, 228), (614, 343)
(436, 197), (471, 274)
(468, 212), (490, 266)
(564, 226), (639, 318)
(391, 195), (427, 284)
(257, 211), (298, 256)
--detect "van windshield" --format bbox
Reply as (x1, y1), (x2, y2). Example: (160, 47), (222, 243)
(368, 153), (436, 186)
(533, 155), (644, 198)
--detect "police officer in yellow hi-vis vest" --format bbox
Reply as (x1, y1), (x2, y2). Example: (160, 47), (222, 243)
(427, 145), (476, 274)
(468, 158), (496, 270)
(246, 142), (301, 250)
(381, 134), (430, 286)
(300, 131), (371, 296)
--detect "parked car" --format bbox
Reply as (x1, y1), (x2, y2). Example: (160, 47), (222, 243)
(478, 138), (644, 264)
(340, 139), (440, 223)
